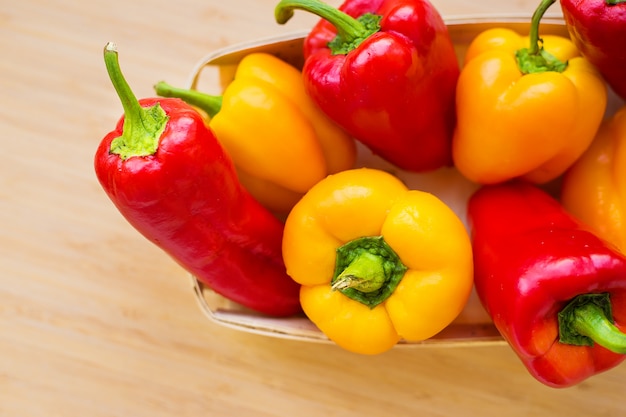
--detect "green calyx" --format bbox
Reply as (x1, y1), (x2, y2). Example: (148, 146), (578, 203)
(558, 293), (626, 354)
(275, 0), (382, 55)
(515, 0), (568, 74)
(331, 236), (407, 309)
(328, 13), (382, 55)
(154, 81), (223, 118)
(516, 47), (567, 74)
(104, 42), (168, 160)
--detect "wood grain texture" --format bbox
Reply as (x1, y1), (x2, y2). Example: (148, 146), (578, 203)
(2, 0), (625, 416)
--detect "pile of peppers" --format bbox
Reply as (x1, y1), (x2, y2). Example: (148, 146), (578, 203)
(93, 0), (626, 390)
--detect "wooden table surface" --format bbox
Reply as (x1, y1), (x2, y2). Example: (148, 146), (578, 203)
(3, 0), (625, 416)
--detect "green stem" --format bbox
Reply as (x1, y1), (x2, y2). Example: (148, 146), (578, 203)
(274, 0), (381, 55)
(606, 0), (626, 4)
(558, 293), (626, 354)
(331, 251), (387, 293)
(515, 0), (567, 74)
(103, 42), (167, 160)
(330, 236), (407, 309)
(154, 81), (222, 118)
(527, 0), (555, 55)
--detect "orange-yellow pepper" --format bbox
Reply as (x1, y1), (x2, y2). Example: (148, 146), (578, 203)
(282, 168), (474, 355)
(155, 52), (356, 215)
(561, 105), (626, 254)
(452, 2), (607, 185)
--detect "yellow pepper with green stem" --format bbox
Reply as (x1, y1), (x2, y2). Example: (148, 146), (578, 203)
(561, 105), (626, 254)
(452, 0), (607, 185)
(155, 52), (356, 216)
(282, 168), (474, 355)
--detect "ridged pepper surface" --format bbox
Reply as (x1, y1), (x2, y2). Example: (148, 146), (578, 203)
(274, 0), (459, 172)
(282, 168), (473, 354)
(452, 0), (606, 185)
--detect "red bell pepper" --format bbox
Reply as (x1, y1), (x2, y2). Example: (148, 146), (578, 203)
(94, 43), (301, 317)
(274, 0), (459, 172)
(468, 181), (626, 388)
(560, 0), (626, 100)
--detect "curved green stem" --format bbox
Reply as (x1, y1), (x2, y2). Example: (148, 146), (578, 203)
(275, 0), (381, 55)
(558, 293), (626, 354)
(104, 42), (167, 160)
(104, 43), (141, 129)
(515, 0), (567, 74)
(154, 81), (222, 118)
(527, 0), (555, 55)
(331, 236), (407, 309)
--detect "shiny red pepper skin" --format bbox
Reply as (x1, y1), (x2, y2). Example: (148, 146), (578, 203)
(468, 182), (626, 388)
(95, 97), (302, 317)
(561, 0), (626, 100)
(300, 0), (459, 172)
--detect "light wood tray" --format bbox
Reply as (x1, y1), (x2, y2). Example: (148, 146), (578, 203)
(186, 15), (590, 348)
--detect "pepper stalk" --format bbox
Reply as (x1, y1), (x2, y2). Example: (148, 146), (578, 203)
(154, 81), (223, 118)
(515, 0), (568, 74)
(330, 236), (407, 309)
(559, 293), (626, 354)
(103, 42), (168, 160)
(274, 0), (382, 55)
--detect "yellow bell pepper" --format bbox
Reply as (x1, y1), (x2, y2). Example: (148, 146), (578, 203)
(282, 168), (474, 355)
(452, 2), (607, 185)
(154, 53), (356, 215)
(561, 105), (626, 254)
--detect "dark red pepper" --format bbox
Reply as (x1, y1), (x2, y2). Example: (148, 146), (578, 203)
(94, 43), (301, 317)
(468, 181), (626, 388)
(560, 0), (626, 100)
(274, 0), (459, 172)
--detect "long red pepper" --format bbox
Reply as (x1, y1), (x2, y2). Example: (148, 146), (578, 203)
(94, 43), (301, 317)
(468, 181), (626, 388)
(274, 0), (459, 172)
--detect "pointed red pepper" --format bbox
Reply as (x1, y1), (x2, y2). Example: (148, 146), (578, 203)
(560, 0), (626, 100)
(94, 43), (301, 317)
(274, 0), (459, 172)
(468, 181), (626, 388)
